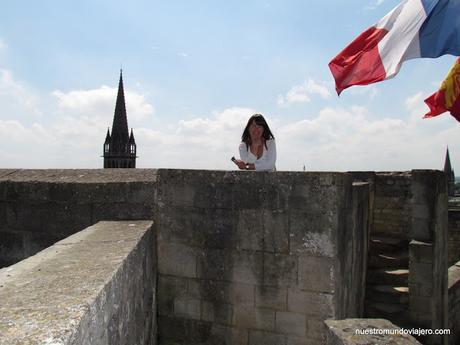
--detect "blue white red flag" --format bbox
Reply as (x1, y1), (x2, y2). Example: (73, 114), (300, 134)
(329, 0), (460, 95)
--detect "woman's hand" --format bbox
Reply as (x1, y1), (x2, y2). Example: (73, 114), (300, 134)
(235, 159), (247, 170)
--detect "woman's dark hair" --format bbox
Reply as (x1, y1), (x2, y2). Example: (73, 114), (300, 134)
(241, 113), (275, 148)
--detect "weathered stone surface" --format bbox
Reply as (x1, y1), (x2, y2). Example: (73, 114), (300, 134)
(287, 289), (334, 318)
(298, 256), (335, 293)
(0, 220), (156, 345)
(325, 318), (422, 344)
(0, 169), (384, 345)
(263, 210), (289, 253)
(256, 285), (287, 310)
(248, 330), (287, 345)
(263, 253), (298, 287)
(158, 242), (197, 278)
(275, 311), (306, 336)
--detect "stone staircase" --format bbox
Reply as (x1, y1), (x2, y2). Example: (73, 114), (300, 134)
(365, 234), (411, 327)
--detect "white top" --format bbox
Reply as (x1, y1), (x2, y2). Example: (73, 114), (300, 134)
(239, 139), (276, 171)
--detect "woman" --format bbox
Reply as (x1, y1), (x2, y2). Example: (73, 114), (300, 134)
(234, 113), (276, 171)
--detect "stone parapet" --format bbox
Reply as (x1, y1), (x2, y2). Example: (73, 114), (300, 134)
(0, 220), (156, 345)
(155, 170), (370, 345)
(0, 169), (157, 267)
(325, 318), (422, 344)
(448, 261), (460, 345)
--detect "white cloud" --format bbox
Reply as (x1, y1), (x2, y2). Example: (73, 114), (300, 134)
(347, 84), (379, 99)
(0, 69), (42, 117)
(365, 0), (385, 10)
(277, 78), (331, 107)
(52, 86), (153, 122)
(0, 75), (458, 173)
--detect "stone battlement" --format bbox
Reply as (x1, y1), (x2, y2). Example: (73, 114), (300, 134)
(0, 169), (454, 344)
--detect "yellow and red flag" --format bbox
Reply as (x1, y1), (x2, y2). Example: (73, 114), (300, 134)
(424, 57), (460, 122)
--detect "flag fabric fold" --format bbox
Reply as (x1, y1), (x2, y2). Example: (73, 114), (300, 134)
(329, 0), (460, 95)
(424, 57), (460, 122)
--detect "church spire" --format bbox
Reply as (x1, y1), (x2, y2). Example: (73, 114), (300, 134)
(444, 146), (455, 196)
(110, 69), (129, 144)
(103, 70), (137, 168)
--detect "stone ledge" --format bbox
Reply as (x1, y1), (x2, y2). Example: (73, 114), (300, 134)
(0, 220), (155, 345)
(325, 318), (422, 345)
(0, 169), (159, 183)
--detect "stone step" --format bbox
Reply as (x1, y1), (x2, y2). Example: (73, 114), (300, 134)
(368, 251), (409, 269)
(367, 268), (409, 286)
(364, 302), (410, 328)
(369, 235), (409, 254)
(366, 285), (409, 305)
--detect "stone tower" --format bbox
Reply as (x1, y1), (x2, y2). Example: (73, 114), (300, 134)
(103, 70), (137, 168)
(444, 147), (455, 196)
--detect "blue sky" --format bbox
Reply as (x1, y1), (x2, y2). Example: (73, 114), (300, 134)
(0, 0), (458, 172)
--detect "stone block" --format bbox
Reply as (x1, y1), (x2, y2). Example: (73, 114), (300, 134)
(409, 282), (433, 297)
(92, 202), (154, 222)
(275, 311), (306, 336)
(174, 297), (201, 320)
(233, 304), (256, 328)
(202, 209), (237, 249)
(158, 242), (196, 278)
(157, 181), (196, 207)
(255, 285), (287, 310)
(232, 251), (263, 285)
(255, 308), (276, 331)
(201, 301), (233, 325)
(158, 316), (212, 343)
(325, 318), (422, 345)
(233, 306), (275, 331)
(232, 182), (267, 210)
(409, 240), (433, 264)
(263, 210), (289, 253)
(0, 220), (155, 345)
(306, 319), (327, 341)
(237, 209), (264, 251)
(410, 296), (432, 314)
(5, 202), (93, 237)
(156, 206), (204, 246)
(187, 279), (254, 306)
(229, 282), (255, 305)
(194, 181), (234, 210)
(409, 262), (433, 284)
(298, 256), (334, 293)
(210, 324), (249, 345)
(264, 253), (297, 287)
(23, 231), (62, 259)
(286, 336), (311, 345)
(287, 289), (334, 318)
(0, 230), (25, 266)
(411, 218), (431, 241)
(289, 211), (335, 257)
(248, 330), (287, 345)
(412, 204), (431, 220)
(197, 248), (233, 281)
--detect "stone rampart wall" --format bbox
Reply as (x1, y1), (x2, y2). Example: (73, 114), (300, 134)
(155, 170), (369, 345)
(448, 208), (460, 266)
(0, 169), (157, 268)
(448, 262), (460, 345)
(0, 220), (156, 345)
(373, 172), (412, 238)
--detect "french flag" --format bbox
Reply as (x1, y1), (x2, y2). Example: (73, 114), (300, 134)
(329, 0), (460, 95)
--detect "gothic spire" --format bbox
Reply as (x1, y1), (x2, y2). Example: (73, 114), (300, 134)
(129, 128), (136, 144)
(104, 127), (111, 144)
(110, 69), (129, 144)
(444, 146), (453, 175)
